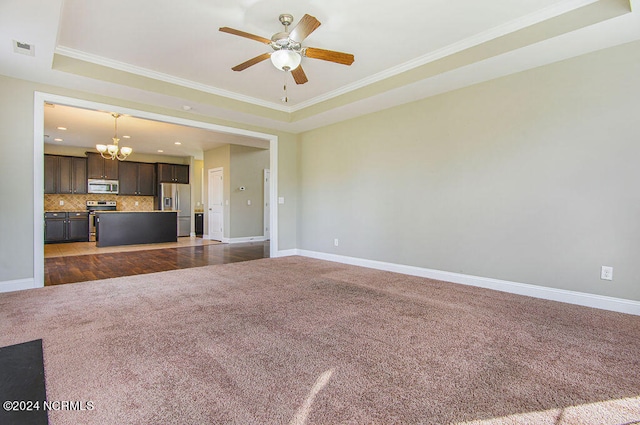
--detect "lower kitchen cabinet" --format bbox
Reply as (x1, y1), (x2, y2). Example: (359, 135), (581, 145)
(44, 212), (66, 242)
(195, 213), (204, 236)
(45, 212), (89, 243)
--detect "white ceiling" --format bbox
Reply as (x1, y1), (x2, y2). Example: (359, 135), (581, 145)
(1, 0), (640, 158)
(44, 104), (269, 159)
(55, 0), (569, 106)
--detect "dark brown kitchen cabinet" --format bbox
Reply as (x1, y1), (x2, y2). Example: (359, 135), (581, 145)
(44, 212), (66, 242)
(119, 161), (156, 196)
(157, 163), (189, 183)
(68, 212), (90, 241)
(195, 213), (204, 236)
(44, 155), (87, 194)
(137, 163), (156, 195)
(44, 212), (89, 243)
(44, 155), (58, 194)
(87, 152), (119, 179)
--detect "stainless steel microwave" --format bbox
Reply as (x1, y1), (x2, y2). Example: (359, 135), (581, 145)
(88, 179), (119, 194)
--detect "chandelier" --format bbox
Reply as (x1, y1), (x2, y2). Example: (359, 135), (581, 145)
(96, 113), (132, 161)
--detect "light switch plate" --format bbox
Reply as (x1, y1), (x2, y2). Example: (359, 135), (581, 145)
(278, 197), (285, 204)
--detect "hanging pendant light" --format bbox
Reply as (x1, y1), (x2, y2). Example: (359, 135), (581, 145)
(96, 113), (132, 161)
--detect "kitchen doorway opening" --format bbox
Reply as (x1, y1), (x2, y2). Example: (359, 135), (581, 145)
(33, 92), (279, 290)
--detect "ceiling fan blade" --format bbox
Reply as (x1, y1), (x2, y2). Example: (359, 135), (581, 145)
(231, 53), (271, 71)
(291, 66), (308, 85)
(219, 27), (272, 44)
(304, 47), (354, 66)
(289, 14), (321, 42)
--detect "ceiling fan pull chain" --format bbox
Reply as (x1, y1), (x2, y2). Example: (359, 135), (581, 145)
(282, 73), (289, 103)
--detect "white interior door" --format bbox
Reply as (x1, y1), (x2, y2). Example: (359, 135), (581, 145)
(208, 168), (223, 241)
(263, 169), (270, 240)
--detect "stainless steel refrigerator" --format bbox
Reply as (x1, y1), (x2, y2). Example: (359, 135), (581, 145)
(158, 183), (191, 237)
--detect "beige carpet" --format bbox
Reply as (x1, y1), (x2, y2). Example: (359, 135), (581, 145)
(1, 257), (639, 424)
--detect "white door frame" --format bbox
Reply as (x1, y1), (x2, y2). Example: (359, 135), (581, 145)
(207, 167), (224, 241)
(31, 92), (279, 291)
(263, 169), (270, 240)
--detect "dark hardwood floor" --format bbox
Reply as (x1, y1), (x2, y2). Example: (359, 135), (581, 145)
(45, 241), (270, 286)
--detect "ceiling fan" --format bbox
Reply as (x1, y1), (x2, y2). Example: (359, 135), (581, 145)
(219, 14), (354, 85)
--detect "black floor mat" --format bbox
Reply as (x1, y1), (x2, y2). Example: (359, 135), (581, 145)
(0, 339), (48, 425)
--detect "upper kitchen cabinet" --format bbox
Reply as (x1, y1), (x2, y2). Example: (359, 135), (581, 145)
(44, 155), (58, 194)
(87, 152), (119, 180)
(119, 161), (156, 196)
(44, 155), (87, 194)
(157, 163), (189, 184)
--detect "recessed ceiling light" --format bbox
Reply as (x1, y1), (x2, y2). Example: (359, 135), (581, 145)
(122, 135), (131, 139)
(57, 126), (67, 131)
(157, 150), (164, 153)
(54, 138), (63, 142)
(174, 142), (181, 145)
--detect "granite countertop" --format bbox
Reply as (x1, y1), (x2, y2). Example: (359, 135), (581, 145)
(45, 210), (87, 213)
(46, 210), (178, 214)
(96, 210), (179, 213)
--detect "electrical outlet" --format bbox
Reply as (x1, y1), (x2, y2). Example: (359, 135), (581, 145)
(334, 238), (339, 247)
(247, 200), (251, 206)
(59, 200), (64, 206)
(601, 266), (613, 281)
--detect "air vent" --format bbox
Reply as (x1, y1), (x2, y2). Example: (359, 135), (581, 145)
(13, 40), (35, 57)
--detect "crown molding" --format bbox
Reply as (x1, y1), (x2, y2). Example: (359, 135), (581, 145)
(54, 45), (293, 113)
(289, 0), (599, 111)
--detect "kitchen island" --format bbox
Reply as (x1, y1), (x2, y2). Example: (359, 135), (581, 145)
(96, 211), (177, 247)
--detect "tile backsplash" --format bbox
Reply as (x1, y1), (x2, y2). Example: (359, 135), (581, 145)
(44, 194), (155, 212)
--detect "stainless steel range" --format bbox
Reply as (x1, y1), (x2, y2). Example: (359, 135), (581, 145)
(86, 201), (116, 242)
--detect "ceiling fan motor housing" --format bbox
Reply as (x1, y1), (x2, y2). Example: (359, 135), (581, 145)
(271, 14), (301, 49)
(278, 14), (294, 27)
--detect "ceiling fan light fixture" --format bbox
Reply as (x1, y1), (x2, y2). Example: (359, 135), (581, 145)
(270, 49), (301, 71)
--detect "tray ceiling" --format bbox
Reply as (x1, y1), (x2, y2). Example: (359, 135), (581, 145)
(1, 0), (639, 155)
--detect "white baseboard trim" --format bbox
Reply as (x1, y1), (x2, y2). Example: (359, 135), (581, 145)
(227, 236), (268, 244)
(275, 249), (299, 257)
(294, 249), (640, 316)
(202, 235), (266, 244)
(0, 278), (39, 293)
